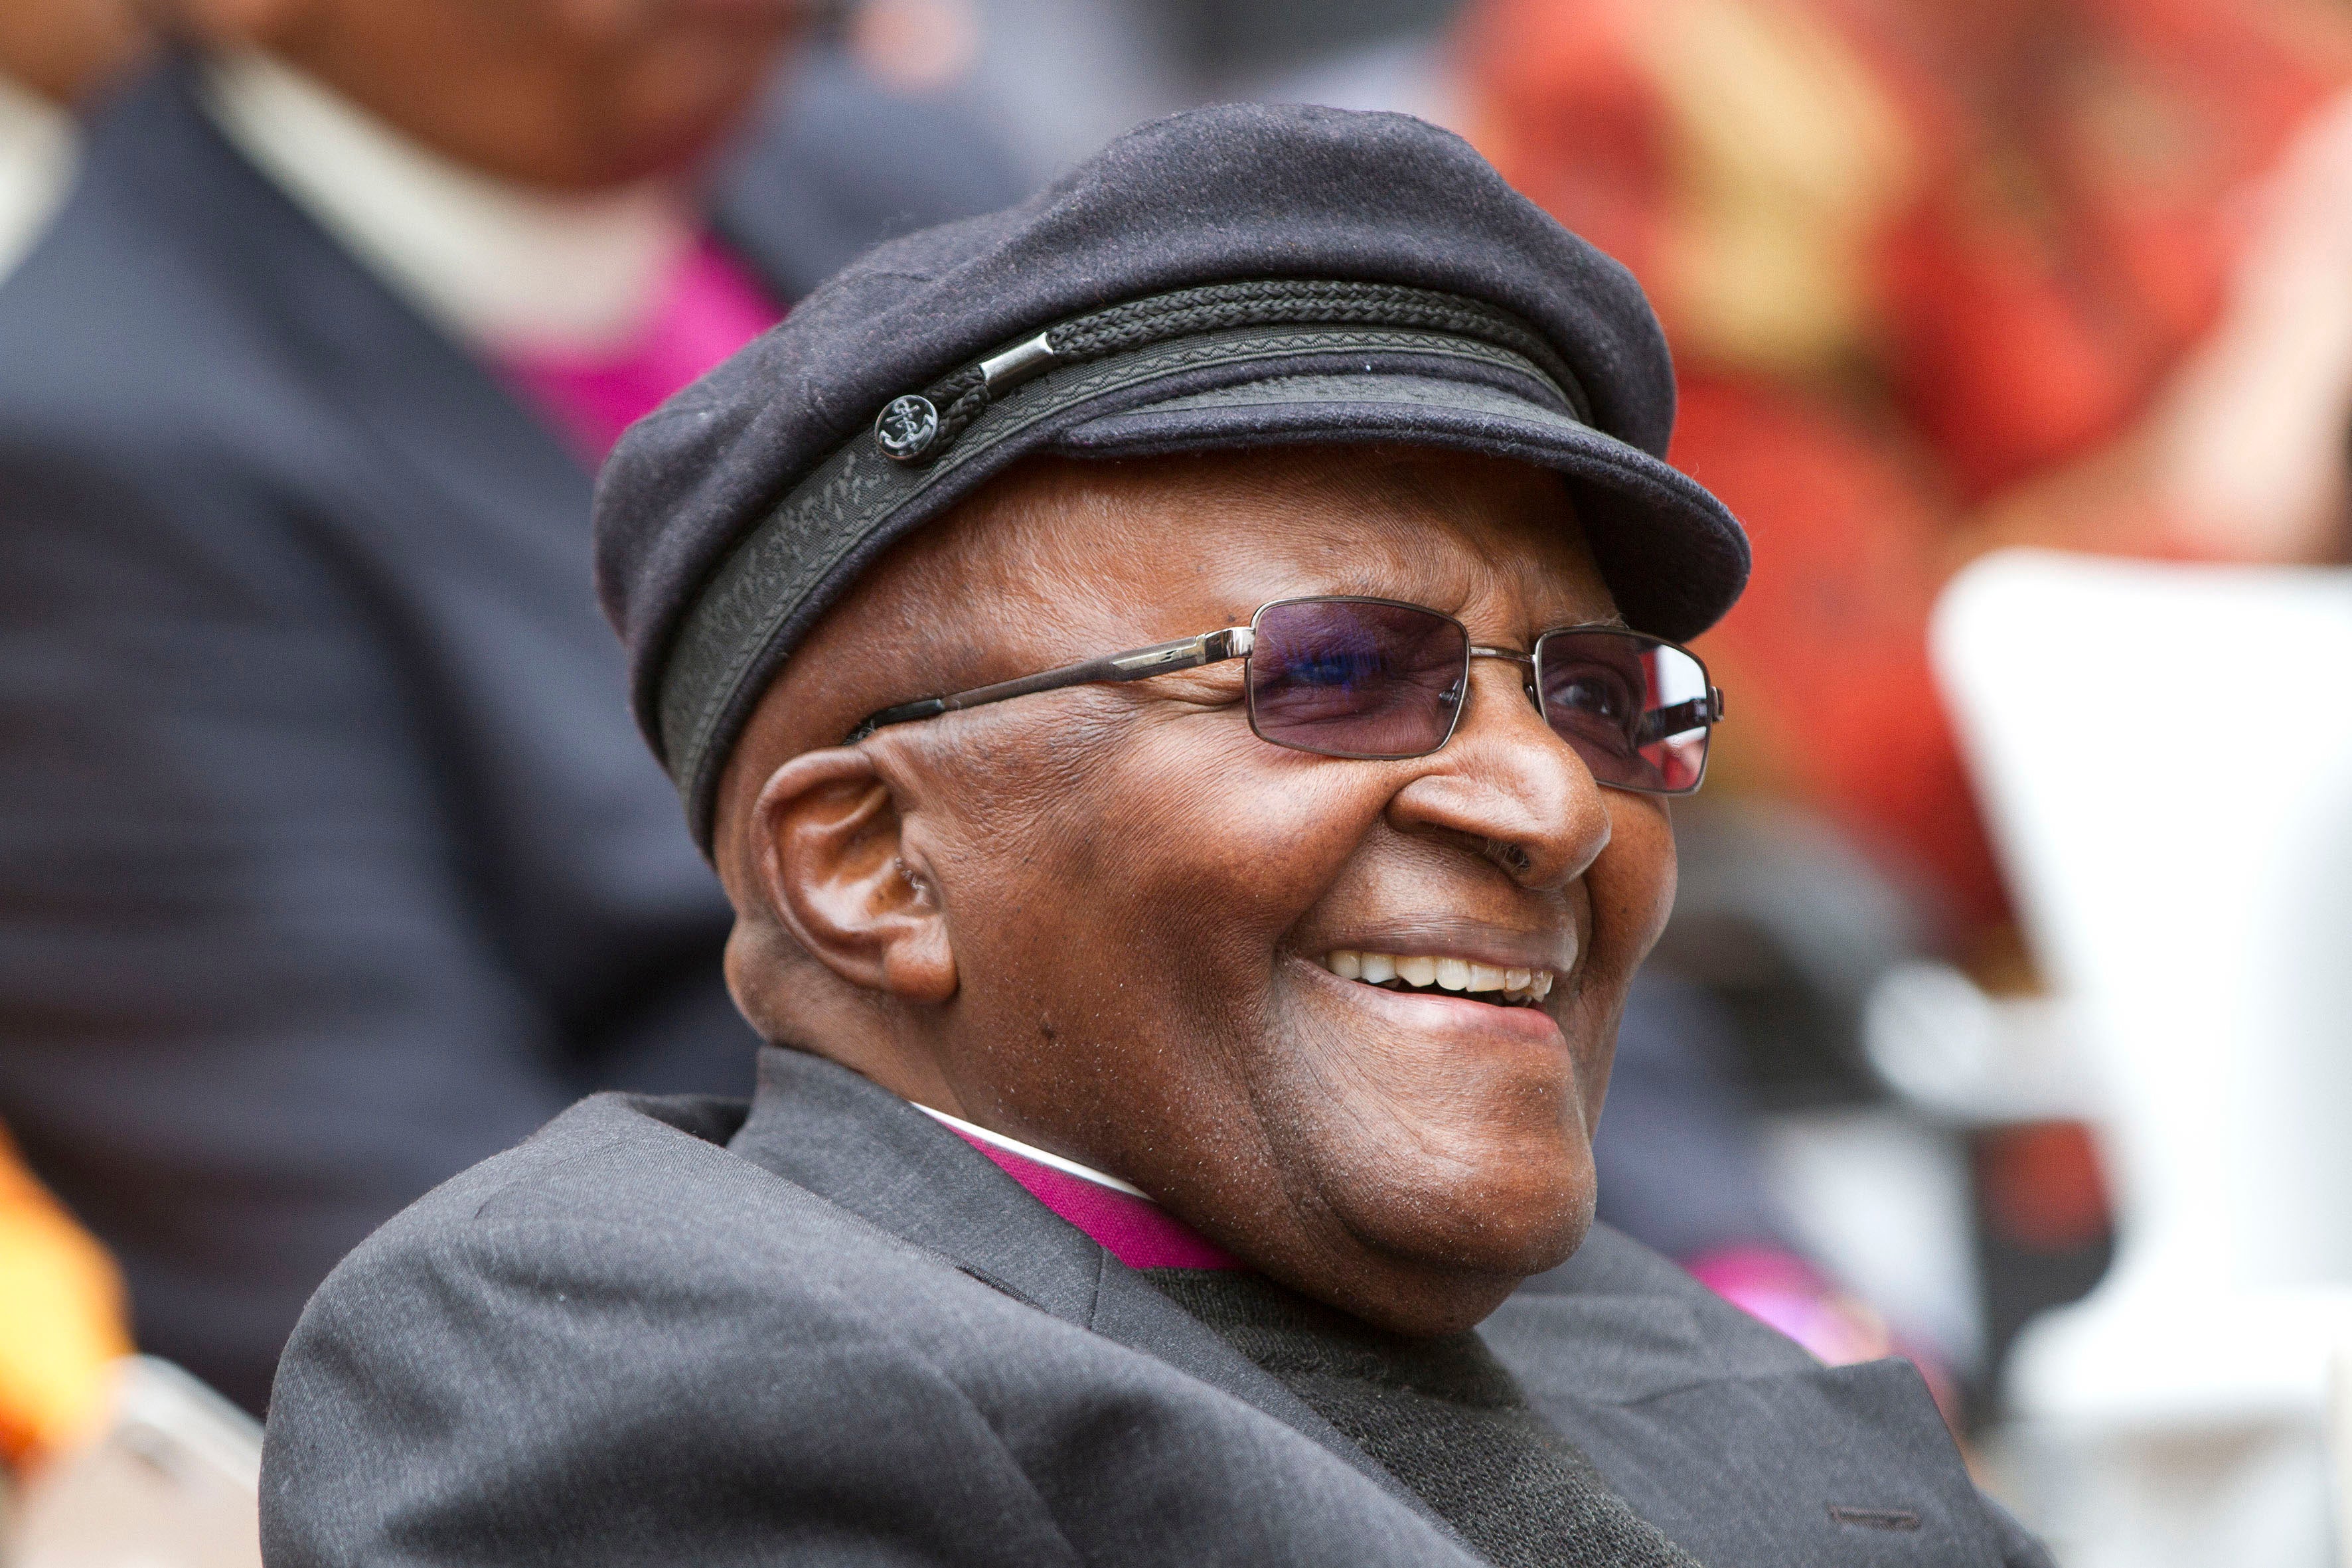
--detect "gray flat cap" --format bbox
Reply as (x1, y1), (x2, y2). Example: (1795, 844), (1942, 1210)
(595, 101), (1749, 852)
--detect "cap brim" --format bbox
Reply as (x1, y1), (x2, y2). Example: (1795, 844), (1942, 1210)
(1050, 371), (1748, 643)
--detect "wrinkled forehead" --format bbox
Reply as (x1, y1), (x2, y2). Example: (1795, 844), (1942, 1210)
(892, 447), (1620, 649)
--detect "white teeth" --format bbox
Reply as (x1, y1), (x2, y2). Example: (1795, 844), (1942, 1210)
(1321, 951), (1559, 1004)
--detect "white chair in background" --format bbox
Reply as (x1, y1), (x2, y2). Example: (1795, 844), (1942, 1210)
(1932, 550), (2352, 1568)
(2332, 1348), (2352, 1568)
(13, 1359), (260, 1568)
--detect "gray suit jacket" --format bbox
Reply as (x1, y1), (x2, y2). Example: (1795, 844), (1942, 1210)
(262, 1047), (2049, 1567)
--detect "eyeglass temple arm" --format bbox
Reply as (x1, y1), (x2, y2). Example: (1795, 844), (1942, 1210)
(844, 625), (1257, 744)
(1633, 689), (1727, 746)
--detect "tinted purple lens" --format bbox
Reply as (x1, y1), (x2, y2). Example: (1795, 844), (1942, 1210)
(1247, 598), (1469, 759)
(1534, 628), (1711, 793)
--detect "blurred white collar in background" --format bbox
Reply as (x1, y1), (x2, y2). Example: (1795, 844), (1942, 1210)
(0, 70), (72, 284)
(200, 50), (695, 358)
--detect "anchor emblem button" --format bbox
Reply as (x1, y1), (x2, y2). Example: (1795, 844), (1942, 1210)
(874, 395), (941, 463)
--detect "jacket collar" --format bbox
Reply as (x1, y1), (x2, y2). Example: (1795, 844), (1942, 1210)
(726, 1044), (1447, 1526)
(93, 57), (592, 505)
(0, 70), (72, 280)
(197, 50), (694, 360)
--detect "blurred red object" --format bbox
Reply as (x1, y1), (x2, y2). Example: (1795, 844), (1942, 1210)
(1977, 1121), (2114, 1256)
(1461, 0), (2352, 933)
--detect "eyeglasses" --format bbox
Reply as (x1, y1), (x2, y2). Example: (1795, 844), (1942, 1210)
(846, 595), (1724, 795)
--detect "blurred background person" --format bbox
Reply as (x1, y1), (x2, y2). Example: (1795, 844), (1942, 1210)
(0, 0), (1021, 1416)
(1, 0), (147, 1500)
(0, 0), (147, 277)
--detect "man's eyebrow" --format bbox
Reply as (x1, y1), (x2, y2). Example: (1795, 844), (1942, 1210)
(1237, 570), (1633, 628)
(1528, 609), (1630, 634)
(1208, 580), (1633, 636)
(1305, 568), (1451, 601)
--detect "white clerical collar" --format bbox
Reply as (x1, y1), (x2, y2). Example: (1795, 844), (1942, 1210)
(0, 71), (73, 282)
(911, 1103), (1151, 1198)
(198, 50), (694, 358)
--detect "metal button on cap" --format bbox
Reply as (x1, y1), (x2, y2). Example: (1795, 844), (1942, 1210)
(874, 395), (941, 463)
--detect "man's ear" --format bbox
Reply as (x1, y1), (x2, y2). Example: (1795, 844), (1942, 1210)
(749, 749), (957, 1004)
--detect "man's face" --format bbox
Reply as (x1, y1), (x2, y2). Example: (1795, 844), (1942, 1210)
(767, 447), (1679, 1333)
(188, 0), (810, 189)
(0, 0), (147, 104)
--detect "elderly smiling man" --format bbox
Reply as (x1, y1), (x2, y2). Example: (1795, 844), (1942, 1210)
(261, 106), (2048, 1568)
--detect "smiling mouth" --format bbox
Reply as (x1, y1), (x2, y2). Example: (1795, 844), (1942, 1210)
(1317, 950), (1557, 1008)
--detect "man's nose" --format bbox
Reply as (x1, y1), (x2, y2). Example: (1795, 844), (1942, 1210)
(1382, 660), (1611, 890)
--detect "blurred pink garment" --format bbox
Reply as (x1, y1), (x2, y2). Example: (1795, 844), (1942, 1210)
(935, 1122), (1241, 1272)
(1684, 1245), (1893, 1366)
(1687, 1245), (1964, 1426)
(498, 237), (782, 462)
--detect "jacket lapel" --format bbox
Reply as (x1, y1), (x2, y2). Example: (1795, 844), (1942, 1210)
(123, 60), (592, 553)
(726, 1046), (1448, 1526)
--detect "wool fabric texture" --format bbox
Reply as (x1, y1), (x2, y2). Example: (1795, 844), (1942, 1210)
(1147, 1269), (1703, 1568)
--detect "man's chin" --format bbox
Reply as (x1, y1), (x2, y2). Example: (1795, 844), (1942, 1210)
(1375, 1184), (1596, 1282)
(1262, 1150), (1599, 1336)
(1279, 1225), (1587, 1338)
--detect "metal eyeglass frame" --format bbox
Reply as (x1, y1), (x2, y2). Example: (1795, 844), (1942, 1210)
(843, 594), (1726, 795)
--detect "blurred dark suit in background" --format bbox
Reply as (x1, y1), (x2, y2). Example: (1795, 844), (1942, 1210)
(0, 44), (1020, 1415)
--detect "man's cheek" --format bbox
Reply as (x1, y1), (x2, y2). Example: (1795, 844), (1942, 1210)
(1265, 1011), (1596, 1267)
(1271, 1000), (1574, 1150)
(1556, 988), (1622, 1136)
(1592, 805), (1677, 959)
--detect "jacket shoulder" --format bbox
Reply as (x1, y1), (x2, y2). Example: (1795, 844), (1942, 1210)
(0, 66), (408, 485)
(710, 46), (1028, 298)
(262, 1095), (1500, 1568)
(262, 1095), (1070, 1567)
(1492, 1225), (2049, 1567)
(1485, 1221), (1819, 1397)
(1, 147), (269, 428)
(319, 1091), (811, 1267)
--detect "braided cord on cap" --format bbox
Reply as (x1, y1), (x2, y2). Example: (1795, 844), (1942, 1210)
(874, 280), (1590, 465)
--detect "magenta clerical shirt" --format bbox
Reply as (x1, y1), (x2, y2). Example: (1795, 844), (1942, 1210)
(497, 236), (783, 463)
(917, 1107), (1241, 1271)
